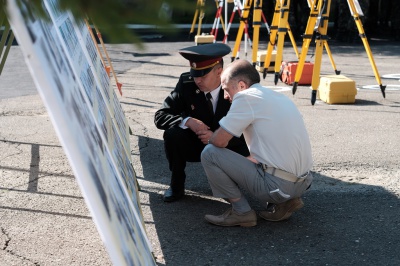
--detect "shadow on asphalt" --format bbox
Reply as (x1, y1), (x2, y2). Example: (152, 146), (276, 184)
(1, 125), (399, 264)
(138, 136), (400, 265)
(0, 139), (89, 220)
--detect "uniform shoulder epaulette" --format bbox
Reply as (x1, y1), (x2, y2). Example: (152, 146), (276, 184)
(181, 72), (195, 84)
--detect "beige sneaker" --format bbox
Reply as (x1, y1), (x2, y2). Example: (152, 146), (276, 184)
(205, 208), (257, 227)
(259, 198), (304, 222)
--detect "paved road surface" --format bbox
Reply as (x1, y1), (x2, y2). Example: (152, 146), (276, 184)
(1, 40), (400, 265)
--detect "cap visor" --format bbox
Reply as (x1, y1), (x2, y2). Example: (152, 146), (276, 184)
(190, 67), (212, 78)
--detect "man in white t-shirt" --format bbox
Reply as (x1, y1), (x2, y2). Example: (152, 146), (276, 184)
(200, 59), (313, 227)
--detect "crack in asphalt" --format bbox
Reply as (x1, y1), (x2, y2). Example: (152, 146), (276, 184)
(1, 227), (41, 265)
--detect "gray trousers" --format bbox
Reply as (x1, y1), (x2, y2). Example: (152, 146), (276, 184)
(201, 145), (313, 206)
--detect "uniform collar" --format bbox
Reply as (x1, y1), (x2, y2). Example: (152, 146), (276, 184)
(205, 85), (221, 100)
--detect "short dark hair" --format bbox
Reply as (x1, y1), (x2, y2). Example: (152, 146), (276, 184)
(225, 60), (260, 86)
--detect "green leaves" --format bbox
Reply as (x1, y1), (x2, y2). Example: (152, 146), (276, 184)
(3, 0), (194, 44)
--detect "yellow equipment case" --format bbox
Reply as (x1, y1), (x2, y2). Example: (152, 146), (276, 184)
(195, 34), (215, 45)
(318, 75), (357, 104)
(256, 50), (277, 73)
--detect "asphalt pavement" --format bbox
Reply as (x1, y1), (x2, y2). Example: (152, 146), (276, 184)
(1, 39), (400, 265)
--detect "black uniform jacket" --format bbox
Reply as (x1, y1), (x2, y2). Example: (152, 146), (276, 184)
(154, 72), (249, 157)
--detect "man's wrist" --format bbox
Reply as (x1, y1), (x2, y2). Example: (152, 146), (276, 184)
(179, 117), (191, 129)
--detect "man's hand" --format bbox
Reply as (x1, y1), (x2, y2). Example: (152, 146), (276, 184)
(196, 130), (213, 144)
(246, 156), (258, 164)
(185, 118), (210, 134)
(208, 127), (233, 148)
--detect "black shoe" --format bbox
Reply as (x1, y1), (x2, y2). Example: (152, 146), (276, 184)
(163, 187), (184, 202)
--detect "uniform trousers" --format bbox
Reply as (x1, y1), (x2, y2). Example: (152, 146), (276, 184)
(201, 145), (313, 205)
(163, 127), (205, 190)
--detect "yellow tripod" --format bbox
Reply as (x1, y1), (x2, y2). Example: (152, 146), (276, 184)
(348, 0), (386, 98)
(190, 0), (206, 37)
(261, 0), (300, 84)
(223, 0), (252, 46)
(231, 0), (260, 63)
(292, 0), (385, 105)
(291, 0), (337, 99)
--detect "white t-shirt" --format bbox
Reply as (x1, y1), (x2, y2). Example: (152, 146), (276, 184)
(219, 83), (313, 177)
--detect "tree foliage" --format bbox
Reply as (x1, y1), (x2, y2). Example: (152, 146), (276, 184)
(1, 0), (195, 44)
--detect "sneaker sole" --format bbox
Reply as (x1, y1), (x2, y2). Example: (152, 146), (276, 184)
(206, 220), (257, 227)
(204, 215), (257, 227)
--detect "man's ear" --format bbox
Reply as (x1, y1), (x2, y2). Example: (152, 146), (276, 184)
(217, 66), (223, 76)
(238, 80), (246, 90)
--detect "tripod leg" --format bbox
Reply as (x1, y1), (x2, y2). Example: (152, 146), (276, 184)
(287, 23), (300, 59)
(263, 1), (280, 79)
(348, 0), (386, 98)
(292, 0), (322, 95)
(251, 0), (263, 66)
(219, 6), (226, 34)
(190, 7), (199, 36)
(211, 0), (223, 36)
(309, 0), (332, 105)
(243, 18), (253, 57)
(261, 12), (271, 34)
(214, 4), (227, 42)
(94, 24), (123, 95)
(85, 19), (108, 75)
(274, 0), (291, 85)
(311, 39), (324, 104)
(223, 7), (237, 43)
(232, 0), (253, 61)
(191, 0), (204, 36)
(323, 42), (340, 75)
(197, 0), (206, 36)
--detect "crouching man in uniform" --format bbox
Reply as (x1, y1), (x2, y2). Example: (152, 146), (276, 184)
(154, 44), (249, 202)
(201, 59), (313, 227)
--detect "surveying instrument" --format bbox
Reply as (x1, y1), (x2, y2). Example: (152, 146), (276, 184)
(291, 0), (386, 105)
(224, 0), (273, 53)
(231, 0), (299, 66)
(190, 0), (207, 37)
(230, 0), (270, 64)
(210, 0), (227, 42)
(223, 0), (253, 49)
(260, 0), (300, 84)
(190, 0), (227, 43)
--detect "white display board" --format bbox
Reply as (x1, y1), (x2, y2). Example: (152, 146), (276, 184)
(6, 0), (155, 265)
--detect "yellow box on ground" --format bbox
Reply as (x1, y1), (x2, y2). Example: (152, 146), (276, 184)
(195, 35), (215, 45)
(318, 75), (357, 104)
(256, 50), (277, 73)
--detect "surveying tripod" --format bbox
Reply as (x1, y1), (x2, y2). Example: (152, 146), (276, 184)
(231, 0), (261, 63)
(223, 0), (253, 48)
(190, 0), (206, 37)
(232, 0), (296, 65)
(261, 0), (300, 84)
(210, 0), (227, 42)
(292, 0), (386, 105)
